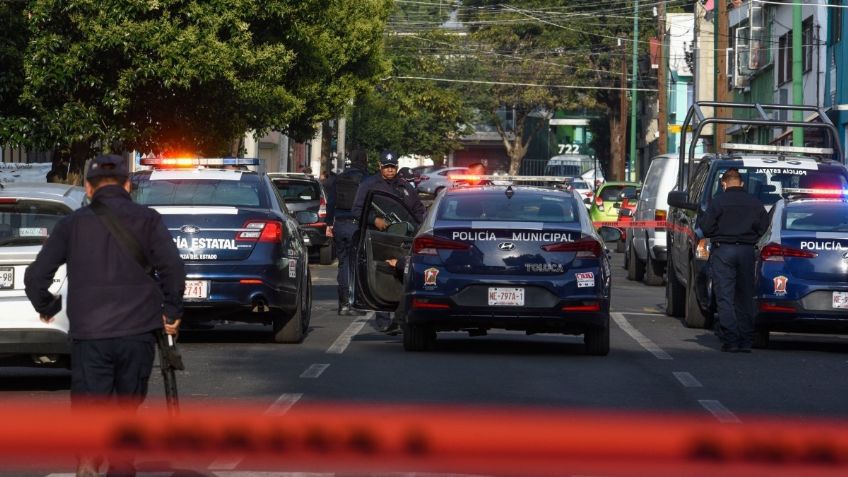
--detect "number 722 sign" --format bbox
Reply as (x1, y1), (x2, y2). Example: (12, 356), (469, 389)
(558, 144), (580, 155)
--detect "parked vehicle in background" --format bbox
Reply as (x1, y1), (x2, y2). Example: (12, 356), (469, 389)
(417, 167), (468, 198)
(588, 181), (640, 223)
(615, 188), (639, 253)
(0, 183), (86, 368)
(626, 154), (679, 286)
(268, 173), (334, 265)
(412, 165), (438, 188)
(564, 177), (593, 208)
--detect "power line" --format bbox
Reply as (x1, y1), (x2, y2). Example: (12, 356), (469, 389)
(390, 75), (658, 91)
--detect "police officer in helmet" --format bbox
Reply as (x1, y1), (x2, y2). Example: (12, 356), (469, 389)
(697, 168), (769, 353)
(325, 149), (369, 316)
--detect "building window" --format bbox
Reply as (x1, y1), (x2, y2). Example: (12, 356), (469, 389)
(802, 17), (814, 73)
(830, 0), (842, 45)
(777, 31), (793, 85)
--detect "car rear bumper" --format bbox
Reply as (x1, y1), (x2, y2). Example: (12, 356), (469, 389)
(181, 263), (299, 319)
(0, 329), (69, 355)
(756, 292), (848, 333)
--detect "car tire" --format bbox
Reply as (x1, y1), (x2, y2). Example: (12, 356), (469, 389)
(753, 330), (770, 349)
(434, 186), (444, 198)
(684, 266), (709, 329)
(665, 254), (685, 317)
(273, 269), (312, 343)
(403, 323), (435, 351)
(584, 323), (610, 356)
(644, 253), (664, 286)
(627, 243), (645, 281)
(318, 243), (334, 265)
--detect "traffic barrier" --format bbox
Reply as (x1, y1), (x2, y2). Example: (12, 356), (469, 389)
(2, 400), (848, 475)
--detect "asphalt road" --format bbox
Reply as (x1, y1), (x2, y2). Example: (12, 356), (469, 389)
(3, 248), (848, 475)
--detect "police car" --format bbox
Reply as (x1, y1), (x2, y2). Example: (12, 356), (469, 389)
(132, 158), (312, 343)
(0, 183), (86, 367)
(753, 190), (848, 348)
(352, 182), (617, 355)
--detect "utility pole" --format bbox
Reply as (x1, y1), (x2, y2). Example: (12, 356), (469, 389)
(714, 0), (729, 152)
(657, 0), (668, 154)
(629, 0), (640, 181)
(792, 3), (804, 145)
(619, 39), (629, 181)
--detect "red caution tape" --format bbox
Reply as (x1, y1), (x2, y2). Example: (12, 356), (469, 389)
(2, 400), (848, 475)
(594, 220), (670, 229)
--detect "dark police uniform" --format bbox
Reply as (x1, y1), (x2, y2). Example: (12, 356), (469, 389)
(325, 161), (369, 315)
(24, 155), (185, 405)
(697, 181), (768, 352)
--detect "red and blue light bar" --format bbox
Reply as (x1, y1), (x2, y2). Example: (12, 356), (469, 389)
(140, 157), (261, 168)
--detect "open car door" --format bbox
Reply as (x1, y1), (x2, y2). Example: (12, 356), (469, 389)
(353, 190), (422, 311)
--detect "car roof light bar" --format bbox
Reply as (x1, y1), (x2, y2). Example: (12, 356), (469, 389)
(448, 175), (571, 182)
(782, 188), (848, 197)
(720, 143), (834, 156)
(140, 157), (261, 167)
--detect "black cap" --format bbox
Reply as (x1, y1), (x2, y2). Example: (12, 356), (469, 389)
(86, 154), (129, 181)
(380, 151), (398, 168)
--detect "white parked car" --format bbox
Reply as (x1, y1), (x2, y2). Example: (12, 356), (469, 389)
(416, 166), (468, 197)
(0, 182), (86, 367)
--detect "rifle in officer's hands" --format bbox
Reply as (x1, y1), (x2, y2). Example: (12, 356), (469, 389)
(156, 318), (183, 416)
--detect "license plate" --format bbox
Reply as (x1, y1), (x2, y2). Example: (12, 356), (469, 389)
(488, 287), (524, 306)
(0, 267), (13, 289)
(833, 291), (848, 309)
(184, 280), (209, 299)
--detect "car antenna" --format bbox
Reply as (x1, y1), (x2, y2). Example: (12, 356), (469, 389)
(505, 185), (514, 199)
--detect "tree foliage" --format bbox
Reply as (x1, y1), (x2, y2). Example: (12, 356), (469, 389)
(1, 0), (391, 173)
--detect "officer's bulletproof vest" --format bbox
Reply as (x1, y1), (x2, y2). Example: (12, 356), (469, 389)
(335, 169), (364, 211)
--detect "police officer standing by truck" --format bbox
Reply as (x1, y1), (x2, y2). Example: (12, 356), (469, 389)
(325, 149), (370, 316)
(697, 168), (769, 353)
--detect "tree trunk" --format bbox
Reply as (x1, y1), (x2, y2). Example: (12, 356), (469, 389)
(609, 114), (625, 181)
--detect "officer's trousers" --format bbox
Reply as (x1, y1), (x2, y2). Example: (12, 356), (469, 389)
(70, 331), (156, 408)
(710, 243), (756, 348)
(333, 220), (357, 306)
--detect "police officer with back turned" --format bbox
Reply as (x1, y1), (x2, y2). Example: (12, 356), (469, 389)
(325, 149), (370, 316)
(697, 168), (769, 353)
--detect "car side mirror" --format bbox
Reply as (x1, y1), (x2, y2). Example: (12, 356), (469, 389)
(597, 226), (622, 243)
(295, 211), (319, 225)
(667, 191), (696, 211)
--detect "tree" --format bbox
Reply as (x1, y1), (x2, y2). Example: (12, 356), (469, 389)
(2, 0), (391, 177)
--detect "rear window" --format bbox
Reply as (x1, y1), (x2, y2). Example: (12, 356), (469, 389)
(0, 200), (70, 247)
(571, 181), (589, 189)
(784, 203), (848, 232)
(599, 185), (636, 201)
(132, 175), (266, 207)
(438, 193), (579, 223)
(272, 180), (321, 203)
(710, 166), (848, 206)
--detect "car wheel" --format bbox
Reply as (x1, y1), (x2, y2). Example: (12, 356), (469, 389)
(627, 243), (645, 281)
(684, 265), (709, 329)
(665, 254), (685, 317)
(753, 330), (770, 349)
(273, 269), (312, 343)
(434, 186), (444, 198)
(644, 253), (664, 286)
(318, 243), (334, 265)
(584, 324), (610, 356)
(403, 323), (435, 351)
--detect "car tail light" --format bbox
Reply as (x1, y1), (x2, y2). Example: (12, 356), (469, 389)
(655, 209), (667, 221)
(594, 195), (604, 211)
(759, 302), (795, 313)
(562, 302), (601, 312)
(237, 220), (284, 242)
(420, 175), (430, 182)
(412, 298), (451, 309)
(413, 234), (471, 255)
(759, 243), (817, 262)
(318, 196), (327, 219)
(585, 191), (593, 198)
(0, 198), (17, 204)
(542, 237), (602, 258)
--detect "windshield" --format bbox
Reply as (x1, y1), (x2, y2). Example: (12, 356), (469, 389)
(710, 166), (848, 206)
(438, 192), (579, 223)
(0, 200), (70, 246)
(271, 179), (321, 203)
(132, 175), (266, 207)
(599, 185), (636, 201)
(784, 202), (848, 232)
(545, 164), (582, 177)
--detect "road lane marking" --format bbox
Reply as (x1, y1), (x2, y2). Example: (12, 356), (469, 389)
(326, 315), (370, 354)
(611, 312), (673, 360)
(698, 399), (741, 423)
(673, 371), (703, 388)
(617, 311), (665, 317)
(300, 363), (330, 379)
(209, 393), (303, 470)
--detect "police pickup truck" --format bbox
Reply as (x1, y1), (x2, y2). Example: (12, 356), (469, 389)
(665, 102), (848, 329)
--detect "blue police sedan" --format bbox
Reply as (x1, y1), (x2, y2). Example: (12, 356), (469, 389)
(754, 190), (848, 348)
(353, 185), (616, 355)
(131, 158), (312, 343)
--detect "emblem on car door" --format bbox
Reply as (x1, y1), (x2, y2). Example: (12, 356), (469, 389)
(843, 251), (848, 261)
(180, 225), (200, 234)
(498, 242), (515, 251)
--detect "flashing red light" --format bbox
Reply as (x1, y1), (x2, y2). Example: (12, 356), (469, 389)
(237, 220), (284, 242)
(562, 302), (601, 312)
(759, 243), (817, 262)
(413, 235), (471, 255)
(412, 298), (451, 310)
(759, 302), (796, 313)
(542, 237), (602, 258)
